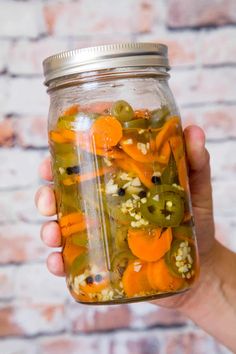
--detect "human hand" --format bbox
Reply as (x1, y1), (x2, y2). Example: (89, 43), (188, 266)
(35, 125), (236, 351)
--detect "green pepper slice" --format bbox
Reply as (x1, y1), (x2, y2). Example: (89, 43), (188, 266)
(140, 185), (184, 227)
(71, 232), (88, 247)
(111, 250), (135, 284)
(161, 151), (179, 185)
(70, 252), (88, 277)
(150, 105), (170, 128)
(165, 239), (195, 278)
(111, 100), (134, 122)
(123, 118), (148, 129)
(57, 112), (99, 131)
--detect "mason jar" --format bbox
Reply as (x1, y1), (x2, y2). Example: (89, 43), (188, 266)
(43, 43), (199, 305)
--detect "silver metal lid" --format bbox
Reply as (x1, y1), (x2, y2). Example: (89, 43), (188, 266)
(43, 43), (169, 86)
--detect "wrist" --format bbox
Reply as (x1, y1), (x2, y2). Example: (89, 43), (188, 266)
(180, 241), (236, 351)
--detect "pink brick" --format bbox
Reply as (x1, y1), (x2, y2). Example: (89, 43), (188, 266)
(170, 68), (236, 105)
(68, 303), (132, 333)
(39, 335), (105, 354)
(0, 119), (14, 147)
(181, 105), (236, 139)
(129, 303), (187, 328)
(0, 339), (37, 354)
(0, 1), (45, 38)
(167, 0), (236, 28)
(0, 267), (15, 299)
(0, 301), (65, 337)
(6, 78), (48, 116)
(8, 38), (69, 75)
(0, 40), (10, 72)
(14, 116), (48, 148)
(136, 31), (198, 67)
(0, 148), (45, 189)
(200, 27), (236, 65)
(0, 223), (48, 263)
(43, 0), (157, 36)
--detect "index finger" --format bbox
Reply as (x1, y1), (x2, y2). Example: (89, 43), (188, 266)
(39, 156), (53, 181)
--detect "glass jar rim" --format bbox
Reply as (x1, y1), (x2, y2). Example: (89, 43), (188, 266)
(43, 43), (170, 86)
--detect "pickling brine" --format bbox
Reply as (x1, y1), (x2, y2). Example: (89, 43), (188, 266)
(43, 43), (200, 304)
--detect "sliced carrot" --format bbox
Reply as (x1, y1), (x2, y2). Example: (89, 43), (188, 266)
(49, 130), (67, 144)
(63, 104), (80, 116)
(62, 166), (113, 186)
(115, 155), (154, 188)
(59, 212), (85, 228)
(156, 116), (180, 151)
(128, 228), (173, 262)
(63, 238), (86, 266)
(169, 136), (189, 192)
(147, 258), (184, 292)
(90, 116), (123, 149)
(61, 222), (87, 237)
(60, 211), (97, 237)
(122, 260), (152, 297)
(80, 274), (109, 294)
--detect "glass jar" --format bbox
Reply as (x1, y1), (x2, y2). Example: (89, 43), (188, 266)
(43, 43), (199, 305)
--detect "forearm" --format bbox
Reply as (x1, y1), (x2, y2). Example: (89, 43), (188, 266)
(181, 242), (236, 352)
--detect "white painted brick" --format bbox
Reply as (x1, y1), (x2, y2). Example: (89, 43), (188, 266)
(207, 141), (236, 181)
(0, 40), (10, 72)
(8, 38), (69, 75)
(0, 188), (45, 224)
(0, 1), (45, 38)
(43, 0), (156, 36)
(15, 264), (67, 301)
(0, 223), (49, 264)
(212, 181), (236, 217)
(215, 215), (236, 253)
(0, 76), (8, 115)
(0, 339), (38, 354)
(5, 77), (48, 116)
(0, 148), (46, 189)
(0, 266), (15, 299)
(170, 67), (236, 106)
(181, 104), (236, 139)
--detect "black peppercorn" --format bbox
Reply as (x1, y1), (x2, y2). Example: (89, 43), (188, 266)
(66, 165), (80, 175)
(94, 274), (103, 283)
(118, 187), (126, 196)
(85, 276), (94, 284)
(138, 190), (147, 199)
(151, 175), (161, 185)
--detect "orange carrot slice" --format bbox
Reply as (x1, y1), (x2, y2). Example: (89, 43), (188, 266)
(89, 116), (123, 149)
(63, 104), (80, 116)
(156, 116), (180, 151)
(147, 258), (184, 292)
(63, 239), (86, 266)
(59, 212), (84, 228)
(60, 212), (96, 237)
(80, 274), (109, 294)
(128, 228), (173, 262)
(122, 260), (152, 297)
(49, 130), (67, 144)
(62, 166), (113, 186)
(115, 155), (154, 188)
(169, 136), (189, 192)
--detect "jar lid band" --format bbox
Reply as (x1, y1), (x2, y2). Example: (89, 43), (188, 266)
(43, 43), (170, 86)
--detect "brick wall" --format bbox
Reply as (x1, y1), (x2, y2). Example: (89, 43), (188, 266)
(0, 0), (235, 353)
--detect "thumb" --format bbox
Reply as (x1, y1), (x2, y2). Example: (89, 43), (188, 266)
(184, 126), (215, 254)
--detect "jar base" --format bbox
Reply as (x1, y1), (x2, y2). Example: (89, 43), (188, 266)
(75, 287), (190, 306)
